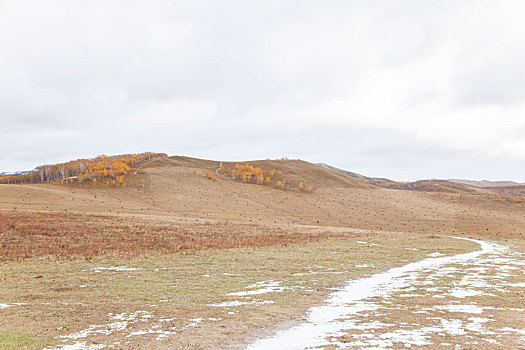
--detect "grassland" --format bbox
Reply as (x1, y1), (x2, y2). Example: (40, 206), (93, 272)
(1, 156), (524, 349)
(1, 228), (478, 349)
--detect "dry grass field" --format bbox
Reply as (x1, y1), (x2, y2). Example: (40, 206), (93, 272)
(1, 156), (524, 349)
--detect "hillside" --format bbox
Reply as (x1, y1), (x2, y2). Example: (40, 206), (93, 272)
(450, 179), (525, 188)
(1, 155), (524, 238)
(318, 163), (487, 193)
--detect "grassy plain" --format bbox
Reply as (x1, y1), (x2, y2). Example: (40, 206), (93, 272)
(1, 156), (524, 349)
(1, 227), (477, 349)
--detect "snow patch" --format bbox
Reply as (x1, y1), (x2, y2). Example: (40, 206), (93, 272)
(0, 302), (24, 309)
(228, 281), (290, 296)
(210, 300), (274, 307)
(246, 237), (500, 350)
(83, 266), (141, 272)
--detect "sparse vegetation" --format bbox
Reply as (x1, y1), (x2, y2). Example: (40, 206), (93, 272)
(215, 162), (314, 192)
(204, 171), (215, 180)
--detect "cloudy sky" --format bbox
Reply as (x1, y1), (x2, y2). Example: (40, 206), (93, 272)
(1, 0), (524, 181)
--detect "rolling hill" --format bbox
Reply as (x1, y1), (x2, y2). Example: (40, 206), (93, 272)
(2, 153), (525, 349)
(1, 154), (524, 238)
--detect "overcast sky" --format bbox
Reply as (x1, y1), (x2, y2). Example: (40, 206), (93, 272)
(1, 0), (525, 181)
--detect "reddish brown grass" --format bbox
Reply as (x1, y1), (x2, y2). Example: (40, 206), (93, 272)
(0, 211), (352, 260)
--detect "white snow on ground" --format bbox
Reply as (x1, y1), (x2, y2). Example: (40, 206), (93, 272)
(435, 304), (484, 314)
(228, 280), (294, 296)
(448, 288), (488, 298)
(125, 328), (177, 339)
(355, 241), (382, 247)
(0, 302), (24, 309)
(83, 266), (141, 272)
(507, 282), (525, 287)
(47, 310), (204, 349)
(58, 311), (153, 341)
(229, 280), (282, 295)
(245, 237), (521, 350)
(501, 327), (525, 335)
(210, 300), (275, 307)
(426, 252), (445, 257)
(51, 342), (106, 350)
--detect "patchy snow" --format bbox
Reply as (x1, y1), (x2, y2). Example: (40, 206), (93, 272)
(126, 329), (176, 338)
(448, 288), (486, 298)
(51, 342), (106, 350)
(109, 311), (153, 321)
(228, 281), (291, 296)
(426, 252), (445, 257)
(465, 317), (493, 334)
(60, 322), (129, 340)
(185, 318), (203, 328)
(83, 266), (141, 272)
(501, 327), (525, 335)
(48, 309), (208, 348)
(355, 241), (382, 247)
(246, 237), (503, 350)
(48, 310), (155, 349)
(438, 319), (466, 335)
(506, 282), (525, 287)
(210, 300), (274, 307)
(379, 329), (433, 346)
(0, 302), (24, 309)
(435, 304), (484, 314)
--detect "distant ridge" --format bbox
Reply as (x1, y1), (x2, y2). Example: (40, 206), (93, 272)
(0, 171), (31, 178)
(449, 179), (525, 188)
(318, 163), (479, 193)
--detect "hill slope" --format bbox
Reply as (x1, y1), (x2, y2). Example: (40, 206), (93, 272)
(450, 179), (525, 188)
(1, 155), (524, 238)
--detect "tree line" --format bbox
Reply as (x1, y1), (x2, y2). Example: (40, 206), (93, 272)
(0, 152), (167, 185)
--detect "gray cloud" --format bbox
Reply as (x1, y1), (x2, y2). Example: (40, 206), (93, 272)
(1, 0), (525, 181)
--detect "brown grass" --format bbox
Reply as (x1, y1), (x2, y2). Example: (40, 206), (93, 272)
(0, 211), (352, 260)
(0, 233), (477, 350)
(2, 156), (525, 240)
